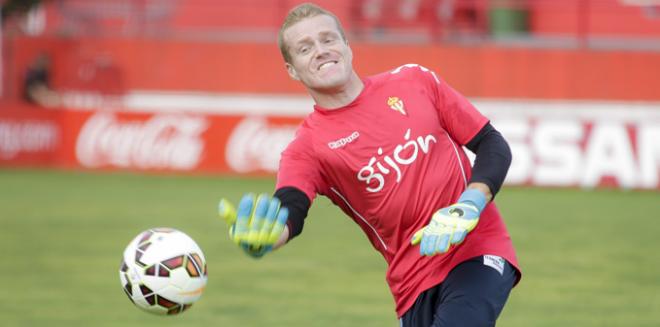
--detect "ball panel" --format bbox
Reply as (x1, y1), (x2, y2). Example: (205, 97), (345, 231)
(157, 295), (178, 309)
(158, 264), (170, 277)
(138, 231), (153, 244)
(185, 257), (200, 277)
(144, 294), (156, 306)
(144, 265), (156, 276)
(139, 284), (153, 296)
(162, 255), (184, 269)
(120, 260), (128, 272)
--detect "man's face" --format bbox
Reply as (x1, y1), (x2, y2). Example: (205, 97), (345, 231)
(283, 15), (353, 92)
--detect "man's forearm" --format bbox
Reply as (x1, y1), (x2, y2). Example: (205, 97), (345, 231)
(274, 186), (311, 241)
(466, 123), (512, 198)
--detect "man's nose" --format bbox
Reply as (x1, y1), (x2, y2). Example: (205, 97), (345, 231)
(313, 41), (330, 57)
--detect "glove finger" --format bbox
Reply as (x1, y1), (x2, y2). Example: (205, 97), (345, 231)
(419, 233), (432, 256)
(426, 234), (440, 256)
(418, 235), (427, 255)
(268, 206), (288, 244)
(451, 229), (467, 244)
(411, 228), (424, 245)
(218, 198), (237, 225)
(430, 234), (442, 255)
(234, 194), (255, 242)
(237, 194), (255, 218)
(437, 234), (451, 254)
(249, 245), (271, 259)
(275, 206), (288, 226)
(463, 218), (479, 233)
(228, 225), (240, 245)
(248, 194), (270, 244)
(258, 197), (281, 245)
(240, 242), (264, 258)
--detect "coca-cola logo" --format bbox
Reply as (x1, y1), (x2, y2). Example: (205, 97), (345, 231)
(75, 112), (208, 170)
(226, 117), (298, 173)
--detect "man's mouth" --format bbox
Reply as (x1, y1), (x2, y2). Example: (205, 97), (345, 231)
(318, 61), (338, 71)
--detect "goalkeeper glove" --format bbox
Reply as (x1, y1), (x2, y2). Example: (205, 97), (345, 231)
(411, 189), (487, 256)
(218, 193), (289, 258)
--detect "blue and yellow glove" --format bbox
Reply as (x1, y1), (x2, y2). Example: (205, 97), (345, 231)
(218, 193), (289, 258)
(411, 189), (487, 256)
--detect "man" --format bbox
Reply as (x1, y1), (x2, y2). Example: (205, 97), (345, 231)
(23, 53), (61, 108)
(219, 3), (521, 326)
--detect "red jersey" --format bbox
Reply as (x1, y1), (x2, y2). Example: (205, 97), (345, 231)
(276, 64), (519, 317)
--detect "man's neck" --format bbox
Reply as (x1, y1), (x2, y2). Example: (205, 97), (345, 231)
(309, 72), (364, 109)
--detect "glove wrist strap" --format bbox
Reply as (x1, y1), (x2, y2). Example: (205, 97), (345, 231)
(458, 189), (488, 213)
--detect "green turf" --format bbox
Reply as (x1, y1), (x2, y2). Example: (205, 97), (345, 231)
(1, 168), (658, 326)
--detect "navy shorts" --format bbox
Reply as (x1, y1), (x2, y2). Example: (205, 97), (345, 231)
(400, 255), (518, 327)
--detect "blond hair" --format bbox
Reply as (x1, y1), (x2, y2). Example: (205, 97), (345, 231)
(278, 3), (347, 63)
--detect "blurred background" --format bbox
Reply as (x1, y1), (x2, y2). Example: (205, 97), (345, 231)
(1, 0), (659, 326)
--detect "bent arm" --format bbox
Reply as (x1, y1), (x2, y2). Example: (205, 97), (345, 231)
(465, 123), (512, 201)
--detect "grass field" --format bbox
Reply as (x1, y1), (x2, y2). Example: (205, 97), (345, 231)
(1, 168), (659, 326)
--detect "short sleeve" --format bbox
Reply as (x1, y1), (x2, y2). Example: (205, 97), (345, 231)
(276, 129), (324, 203)
(423, 70), (489, 145)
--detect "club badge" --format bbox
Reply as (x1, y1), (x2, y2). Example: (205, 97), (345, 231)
(387, 97), (406, 116)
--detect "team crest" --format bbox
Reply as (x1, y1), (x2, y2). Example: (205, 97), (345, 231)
(387, 97), (406, 116)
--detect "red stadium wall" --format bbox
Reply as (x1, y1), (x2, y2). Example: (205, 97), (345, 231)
(6, 36), (660, 101)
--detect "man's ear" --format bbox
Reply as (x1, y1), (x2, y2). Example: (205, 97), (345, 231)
(286, 63), (300, 81)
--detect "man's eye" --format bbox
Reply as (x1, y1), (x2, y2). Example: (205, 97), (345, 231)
(324, 38), (335, 44)
(300, 47), (309, 54)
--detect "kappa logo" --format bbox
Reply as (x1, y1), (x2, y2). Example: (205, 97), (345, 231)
(387, 97), (406, 116)
(328, 131), (360, 149)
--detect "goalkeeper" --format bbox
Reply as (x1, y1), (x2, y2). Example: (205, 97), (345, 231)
(219, 3), (521, 326)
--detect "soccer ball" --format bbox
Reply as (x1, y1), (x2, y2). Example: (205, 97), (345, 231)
(119, 228), (208, 315)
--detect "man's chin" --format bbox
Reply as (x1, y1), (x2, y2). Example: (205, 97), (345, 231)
(311, 76), (347, 90)
(310, 84), (344, 94)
